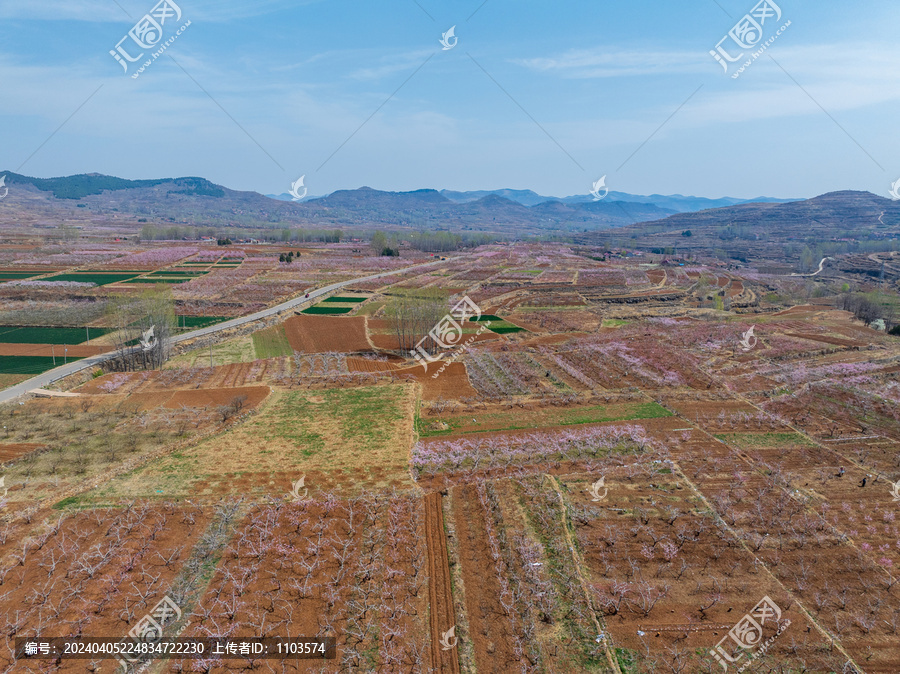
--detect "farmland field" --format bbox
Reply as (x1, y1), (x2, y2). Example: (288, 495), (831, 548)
(175, 315), (230, 329)
(127, 277), (192, 284)
(47, 272), (140, 285)
(0, 354), (84, 374)
(0, 325), (113, 344)
(251, 324), (293, 358)
(302, 305), (353, 314)
(321, 295), (368, 303)
(0, 241), (898, 673)
(0, 272), (43, 280)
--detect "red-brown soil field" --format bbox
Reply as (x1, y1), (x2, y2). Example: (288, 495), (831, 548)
(284, 315), (372, 353)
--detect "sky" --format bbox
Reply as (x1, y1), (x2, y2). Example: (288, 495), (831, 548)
(1, 0), (899, 200)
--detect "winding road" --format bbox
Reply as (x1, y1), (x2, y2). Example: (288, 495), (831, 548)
(790, 256), (833, 277)
(0, 258), (449, 405)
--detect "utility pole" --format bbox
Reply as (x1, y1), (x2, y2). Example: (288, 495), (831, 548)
(52, 345), (55, 366)
(85, 325), (89, 343)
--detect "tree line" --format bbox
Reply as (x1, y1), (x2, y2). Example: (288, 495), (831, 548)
(839, 292), (898, 330)
(107, 287), (177, 371)
(384, 289), (448, 353)
(370, 230), (495, 255)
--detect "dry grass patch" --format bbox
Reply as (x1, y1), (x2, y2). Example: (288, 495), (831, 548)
(167, 334), (255, 368)
(91, 382), (418, 500)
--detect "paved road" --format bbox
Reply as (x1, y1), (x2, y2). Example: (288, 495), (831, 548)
(0, 258), (448, 404)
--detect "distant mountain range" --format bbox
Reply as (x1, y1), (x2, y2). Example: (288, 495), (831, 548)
(269, 186), (799, 213)
(0, 172), (677, 235)
(6, 172), (872, 253)
(438, 189), (798, 213)
(580, 190), (900, 265)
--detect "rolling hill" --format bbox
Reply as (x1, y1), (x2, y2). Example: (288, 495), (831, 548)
(439, 188), (798, 212)
(0, 172), (676, 236)
(580, 190), (900, 268)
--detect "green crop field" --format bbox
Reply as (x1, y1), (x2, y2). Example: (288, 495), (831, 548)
(0, 326), (113, 344)
(417, 401), (673, 437)
(127, 278), (191, 284)
(252, 325), (293, 358)
(49, 273), (138, 285)
(302, 306), (353, 314)
(145, 270), (208, 277)
(0, 355), (84, 375)
(469, 315), (502, 322)
(0, 272), (44, 280)
(176, 316), (231, 329)
(484, 320), (527, 334)
(322, 296), (368, 303)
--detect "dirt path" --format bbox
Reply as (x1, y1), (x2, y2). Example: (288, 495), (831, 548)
(425, 491), (461, 673)
(790, 256), (833, 277)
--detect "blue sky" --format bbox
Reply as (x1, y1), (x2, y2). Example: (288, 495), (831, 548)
(1, 0), (898, 200)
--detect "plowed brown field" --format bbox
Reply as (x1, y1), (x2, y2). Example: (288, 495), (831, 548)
(367, 319), (499, 351)
(450, 485), (516, 670)
(0, 343), (107, 357)
(0, 443), (45, 462)
(164, 385), (270, 409)
(425, 492), (460, 673)
(395, 361), (477, 400)
(284, 315), (371, 353)
(346, 356), (399, 372)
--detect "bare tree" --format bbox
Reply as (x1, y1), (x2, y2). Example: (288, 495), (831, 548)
(384, 288), (449, 353)
(107, 286), (177, 371)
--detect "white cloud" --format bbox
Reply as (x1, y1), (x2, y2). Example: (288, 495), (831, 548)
(348, 49), (435, 81)
(514, 47), (710, 78)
